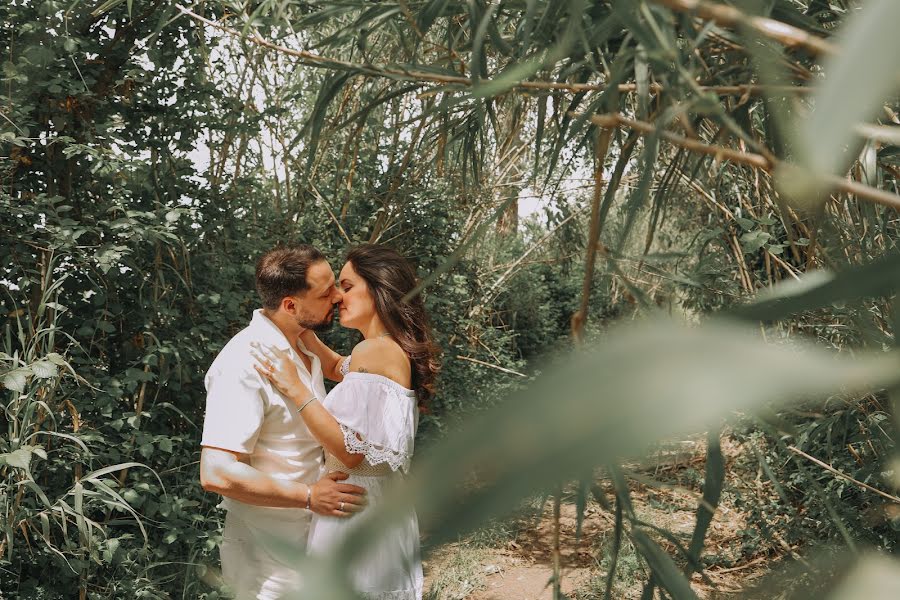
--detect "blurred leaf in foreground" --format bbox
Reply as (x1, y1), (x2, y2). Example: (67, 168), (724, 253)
(740, 551), (900, 599)
(783, 0), (900, 206)
(823, 554), (900, 600)
(279, 318), (900, 598)
(731, 251), (900, 322)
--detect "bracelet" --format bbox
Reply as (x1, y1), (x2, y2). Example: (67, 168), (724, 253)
(305, 485), (312, 510)
(296, 395), (318, 413)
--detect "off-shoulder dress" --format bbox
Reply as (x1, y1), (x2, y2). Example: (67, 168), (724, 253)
(306, 356), (423, 600)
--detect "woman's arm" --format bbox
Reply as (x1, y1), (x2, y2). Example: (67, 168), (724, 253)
(253, 346), (364, 468)
(284, 397), (364, 468)
(299, 330), (347, 382)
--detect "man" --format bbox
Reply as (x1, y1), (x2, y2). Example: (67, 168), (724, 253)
(199, 244), (366, 599)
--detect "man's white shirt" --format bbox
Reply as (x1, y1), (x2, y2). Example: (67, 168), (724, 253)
(201, 309), (327, 524)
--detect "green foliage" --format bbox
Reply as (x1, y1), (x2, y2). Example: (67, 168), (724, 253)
(1, 2), (558, 596)
(2, 0), (899, 598)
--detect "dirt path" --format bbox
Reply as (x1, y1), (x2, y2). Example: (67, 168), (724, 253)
(463, 500), (604, 600)
(424, 437), (779, 599)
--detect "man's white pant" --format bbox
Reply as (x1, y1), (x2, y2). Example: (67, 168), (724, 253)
(220, 508), (311, 599)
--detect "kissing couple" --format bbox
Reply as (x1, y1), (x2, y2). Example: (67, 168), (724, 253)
(199, 243), (440, 599)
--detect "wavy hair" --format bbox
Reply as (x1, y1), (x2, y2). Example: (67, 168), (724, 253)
(345, 244), (440, 408)
(256, 244), (326, 309)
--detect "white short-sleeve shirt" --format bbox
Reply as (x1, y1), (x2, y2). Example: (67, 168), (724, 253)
(201, 309), (328, 522)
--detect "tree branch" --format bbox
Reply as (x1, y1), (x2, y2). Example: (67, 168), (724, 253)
(788, 445), (900, 505)
(175, 5), (812, 98)
(571, 125), (615, 344)
(583, 113), (900, 212)
(455, 355), (527, 378)
(651, 0), (836, 56)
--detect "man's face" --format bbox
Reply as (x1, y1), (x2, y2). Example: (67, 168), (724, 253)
(287, 260), (342, 331)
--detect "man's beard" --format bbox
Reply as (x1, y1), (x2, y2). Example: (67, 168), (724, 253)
(297, 307), (335, 332)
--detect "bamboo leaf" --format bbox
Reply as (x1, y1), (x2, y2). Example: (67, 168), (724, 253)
(731, 252), (900, 322)
(470, 51), (545, 98)
(91, 0), (125, 17)
(334, 318), (900, 571)
(824, 555), (900, 600)
(88, 479), (149, 544)
(534, 95), (546, 183)
(487, 14), (513, 57)
(684, 429), (724, 578)
(26, 430), (90, 453)
(633, 517), (712, 582)
(402, 193), (518, 302)
(73, 481), (85, 547)
(796, 0), (900, 192)
(303, 73), (354, 179)
(470, 1), (499, 83)
(631, 529), (700, 600)
(603, 498), (623, 600)
(416, 0), (451, 34)
(81, 462), (162, 492)
(22, 479), (53, 510)
(574, 477), (589, 541)
(634, 43), (649, 119)
(615, 130), (659, 255)
(752, 440), (791, 505)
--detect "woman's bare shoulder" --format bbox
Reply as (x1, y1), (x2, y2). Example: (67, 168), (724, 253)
(349, 339), (411, 386)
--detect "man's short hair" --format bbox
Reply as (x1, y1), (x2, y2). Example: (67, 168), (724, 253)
(255, 244), (327, 310)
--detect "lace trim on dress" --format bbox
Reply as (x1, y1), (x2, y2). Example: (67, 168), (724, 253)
(340, 423), (411, 473)
(340, 355), (352, 376)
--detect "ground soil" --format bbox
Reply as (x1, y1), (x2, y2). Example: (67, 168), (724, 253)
(423, 436), (783, 599)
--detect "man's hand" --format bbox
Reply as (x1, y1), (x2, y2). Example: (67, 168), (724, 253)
(310, 471), (366, 517)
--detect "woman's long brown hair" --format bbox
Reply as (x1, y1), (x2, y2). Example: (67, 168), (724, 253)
(345, 244), (440, 408)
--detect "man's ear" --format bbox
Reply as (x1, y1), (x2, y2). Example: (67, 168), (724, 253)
(281, 296), (296, 313)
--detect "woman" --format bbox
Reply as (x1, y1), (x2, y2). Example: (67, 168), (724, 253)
(253, 244), (439, 600)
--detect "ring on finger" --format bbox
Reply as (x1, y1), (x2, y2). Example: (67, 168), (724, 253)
(339, 501), (344, 511)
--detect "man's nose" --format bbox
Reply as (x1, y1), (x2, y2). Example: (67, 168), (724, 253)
(332, 289), (343, 303)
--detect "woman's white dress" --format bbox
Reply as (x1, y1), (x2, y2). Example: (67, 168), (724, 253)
(306, 357), (423, 600)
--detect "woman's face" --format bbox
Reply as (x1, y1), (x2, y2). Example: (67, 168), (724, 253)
(337, 261), (376, 329)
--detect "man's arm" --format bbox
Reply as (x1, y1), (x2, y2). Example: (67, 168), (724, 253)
(199, 446), (365, 516)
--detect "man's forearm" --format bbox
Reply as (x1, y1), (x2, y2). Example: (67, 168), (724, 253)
(203, 461), (309, 508)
